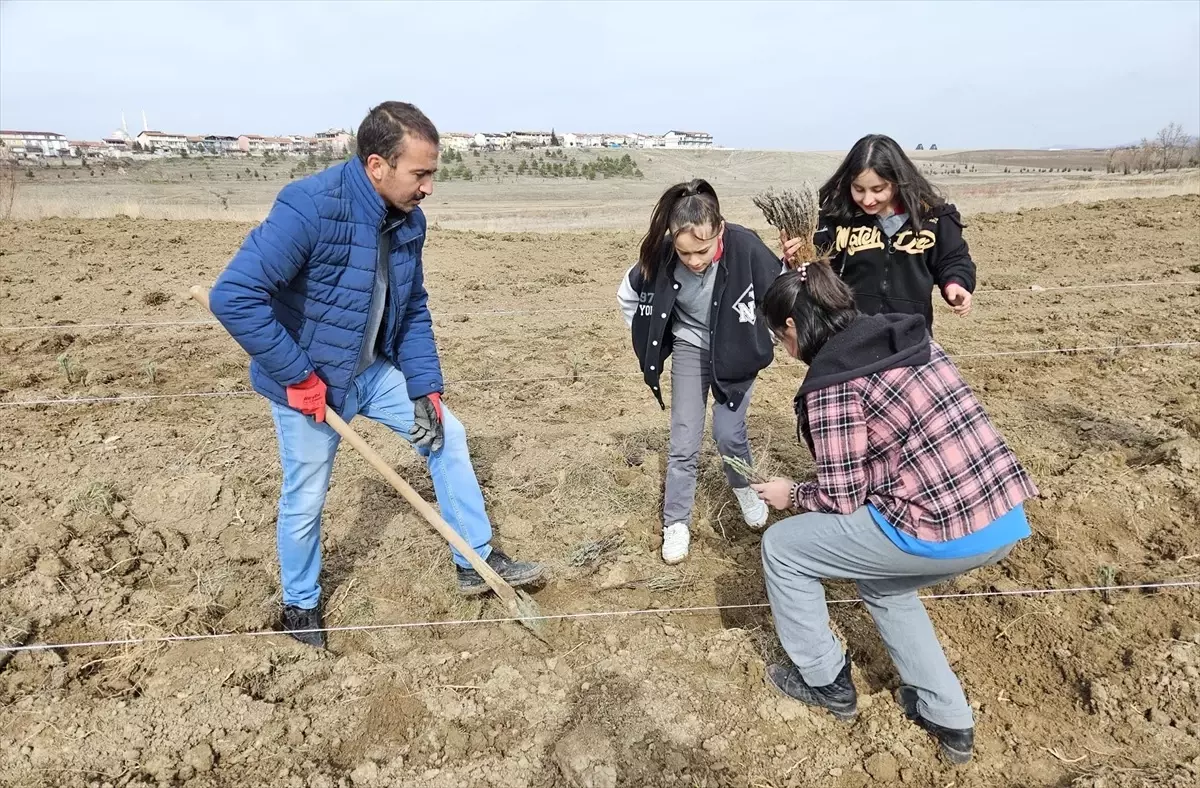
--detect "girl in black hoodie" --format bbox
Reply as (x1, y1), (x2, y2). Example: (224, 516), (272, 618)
(781, 134), (976, 332)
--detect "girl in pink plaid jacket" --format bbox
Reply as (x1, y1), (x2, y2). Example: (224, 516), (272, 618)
(749, 261), (1038, 765)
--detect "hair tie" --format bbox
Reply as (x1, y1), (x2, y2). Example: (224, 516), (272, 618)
(799, 262), (811, 282)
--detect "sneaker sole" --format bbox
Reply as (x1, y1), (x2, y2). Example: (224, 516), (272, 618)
(284, 630), (327, 649)
(458, 566), (547, 597)
(938, 744), (973, 766)
(765, 673), (858, 723)
(662, 551), (689, 565)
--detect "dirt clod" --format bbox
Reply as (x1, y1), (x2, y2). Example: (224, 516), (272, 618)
(864, 752), (899, 782)
(553, 724), (617, 788)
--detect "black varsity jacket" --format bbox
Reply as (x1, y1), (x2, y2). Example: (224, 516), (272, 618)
(617, 223), (783, 410)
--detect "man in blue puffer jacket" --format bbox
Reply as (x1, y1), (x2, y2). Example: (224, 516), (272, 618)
(210, 102), (544, 648)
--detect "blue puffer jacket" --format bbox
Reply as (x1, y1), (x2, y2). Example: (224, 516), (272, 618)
(210, 157), (442, 416)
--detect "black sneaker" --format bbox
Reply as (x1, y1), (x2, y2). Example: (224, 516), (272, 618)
(766, 654), (858, 722)
(456, 549), (545, 596)
(897, 685), (974, 765)
(281, 604), (326, 649)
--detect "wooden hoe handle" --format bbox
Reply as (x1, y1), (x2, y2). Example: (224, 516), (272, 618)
(188, 285), (516, 605)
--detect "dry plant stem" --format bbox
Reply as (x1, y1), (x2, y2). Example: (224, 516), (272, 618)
(722, 455), (768, 485)
(753, 184), (819, 261)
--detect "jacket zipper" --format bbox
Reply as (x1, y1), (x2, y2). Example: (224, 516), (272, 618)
(351, 213), (409, 376)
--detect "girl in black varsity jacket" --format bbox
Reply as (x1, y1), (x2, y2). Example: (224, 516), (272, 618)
(617, 179), (785, 564)
(782, 134), (977, 333)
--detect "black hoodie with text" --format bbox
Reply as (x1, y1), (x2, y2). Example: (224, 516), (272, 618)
(814, 203), (976, 332)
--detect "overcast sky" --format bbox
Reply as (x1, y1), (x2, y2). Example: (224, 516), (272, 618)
(2, 0), (1197, 150)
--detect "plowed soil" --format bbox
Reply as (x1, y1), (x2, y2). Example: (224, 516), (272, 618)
(1, 195), (1199, 787)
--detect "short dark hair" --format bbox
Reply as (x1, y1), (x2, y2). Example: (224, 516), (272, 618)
(356, 101), (439, 164)
(637, 178), (724, 280)
(818, 134), (944, 229)
(760, 263), (858, 365)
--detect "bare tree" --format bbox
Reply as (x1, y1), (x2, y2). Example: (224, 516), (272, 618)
(1134, 138), (1156, 172)
(1156, 122), (1188, 170)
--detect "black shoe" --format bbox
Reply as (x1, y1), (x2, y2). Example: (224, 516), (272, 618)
(456, 549), (546, 596)
(897, 685), (974, 764)
(766, 654), (858, 722)
(281, 604), (326, 649)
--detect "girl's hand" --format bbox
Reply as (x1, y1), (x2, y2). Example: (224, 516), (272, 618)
(943, 283), (973, 316)
(780, 234), (808, 266)
(750, 477), (796, 511)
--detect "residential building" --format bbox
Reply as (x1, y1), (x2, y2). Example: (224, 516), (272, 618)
(473, 132), (510, 150)
(202, 135), (239, 155)
(136, 130), (189, 152)
(510, 130), (553, 148)
(0, 130), (70, 158)
(69, 140), (106, 157)
(288, 136), (318, 155)
(314, 128), (352, 155)
(101, 137), (133, 158)
(662, 130), (714, 149)
(238, 134), (286, 155)
(442, 133), (473, 152)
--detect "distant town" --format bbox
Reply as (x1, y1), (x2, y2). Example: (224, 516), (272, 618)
(0, 114), (716, 161)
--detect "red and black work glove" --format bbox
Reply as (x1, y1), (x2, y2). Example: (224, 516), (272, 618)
(410, 392), (444, 453)
(286, 372), (328, 423)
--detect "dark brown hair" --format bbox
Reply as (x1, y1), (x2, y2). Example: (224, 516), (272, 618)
(637, 178), (724, 280)
(357, 101), (440, 164)
(760, 262), (858, 364)
(818, 134), (944, 229)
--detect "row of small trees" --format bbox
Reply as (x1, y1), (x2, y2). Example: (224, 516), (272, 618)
(1107, 123), (1197, 174)
(435, 152), (642, 182)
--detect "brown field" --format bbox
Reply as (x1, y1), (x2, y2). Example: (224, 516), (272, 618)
(1, 172), (1199, 787)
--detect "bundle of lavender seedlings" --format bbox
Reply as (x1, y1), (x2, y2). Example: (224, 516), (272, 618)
(722, 455), (769, 485)
(752, 183), (820, 264)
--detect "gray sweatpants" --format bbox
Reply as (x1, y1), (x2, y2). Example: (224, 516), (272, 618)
(761, 506), (1014, 729)
(664, 341), (754, 527)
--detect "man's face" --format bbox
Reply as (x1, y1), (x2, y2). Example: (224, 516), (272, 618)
(365, 135), (438, 212)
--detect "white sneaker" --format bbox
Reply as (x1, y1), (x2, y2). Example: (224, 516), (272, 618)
(661, 523), (691, 564)
(734, 486), (769, 529)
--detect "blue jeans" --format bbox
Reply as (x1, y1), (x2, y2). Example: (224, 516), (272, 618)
(270, 358), (493, 609)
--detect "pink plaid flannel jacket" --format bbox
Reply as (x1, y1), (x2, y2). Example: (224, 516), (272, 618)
(793, 343), (1038, 542)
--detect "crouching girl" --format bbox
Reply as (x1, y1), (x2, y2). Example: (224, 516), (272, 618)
(750, 262), (1037, 764)
(618, 178), (785, 564)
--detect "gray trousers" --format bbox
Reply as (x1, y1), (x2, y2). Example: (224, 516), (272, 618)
(761, 506), (1014, 729)
(664, 341), (754, 527)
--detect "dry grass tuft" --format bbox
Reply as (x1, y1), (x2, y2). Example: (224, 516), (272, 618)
(568, 531), (626, 569)
(637, 571), (700, 592)
(69, 480), (121, 517)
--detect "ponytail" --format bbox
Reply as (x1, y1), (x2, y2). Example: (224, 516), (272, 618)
(760, 261), (857, 364)
(637, 178), (724, 280)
